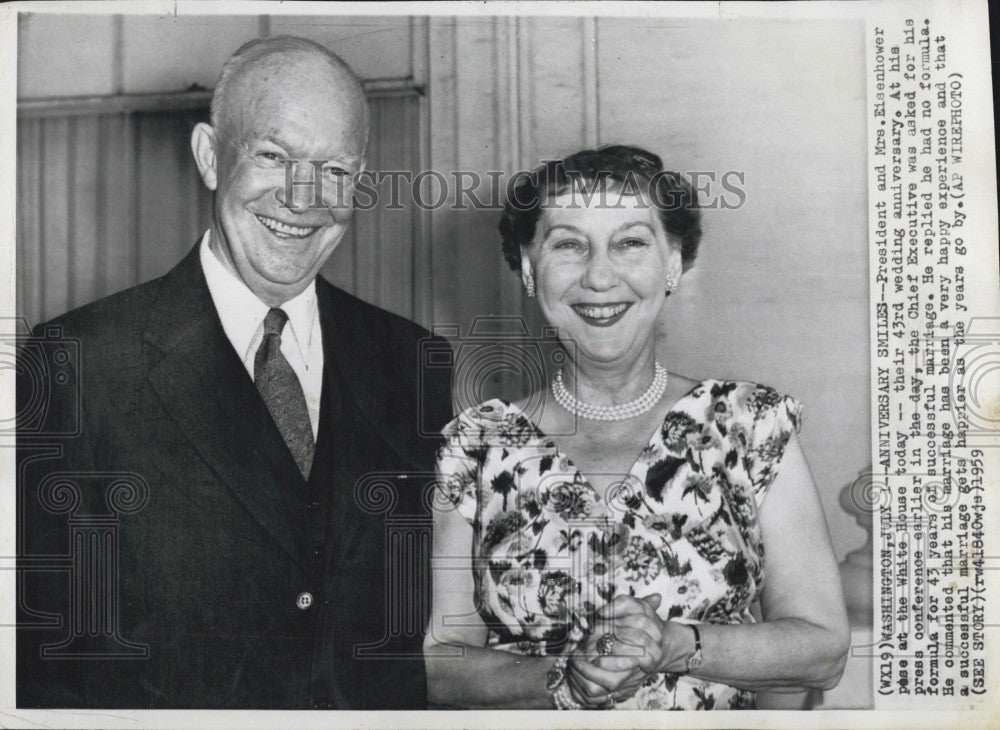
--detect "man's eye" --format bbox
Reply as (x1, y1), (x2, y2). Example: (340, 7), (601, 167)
(323, 167), (350, 180)
(256, 151), (284, 163)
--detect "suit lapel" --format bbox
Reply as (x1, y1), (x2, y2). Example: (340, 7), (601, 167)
(314, 281), (428, 571)
(144, 245), (309, 569)
(315, 280), (420, 471)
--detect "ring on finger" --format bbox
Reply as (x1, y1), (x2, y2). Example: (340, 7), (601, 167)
(596, 632), (615, 656)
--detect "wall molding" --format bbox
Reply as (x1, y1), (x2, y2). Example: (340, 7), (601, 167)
(18, 80), (423, 119)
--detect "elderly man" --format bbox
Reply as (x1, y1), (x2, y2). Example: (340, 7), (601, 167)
(17, 36), (452, 709)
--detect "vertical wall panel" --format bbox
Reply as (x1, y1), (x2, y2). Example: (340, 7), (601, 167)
(494, 16), (528, 320)
(71, 116), (100, 310)
(16, 120), (42, 325)
(524, 16), (591, 160)
(452, 19), (503, 324)
(135, 111), (206, 283)
(375, 95), (416, 319)
(427, 17), (460, 328)
(39, 118), (71, 320)
(427, 18), (509, 332)
(427, 17), (559, 409)
(101, 114), (139, 301)
(491, 17), (547, 401)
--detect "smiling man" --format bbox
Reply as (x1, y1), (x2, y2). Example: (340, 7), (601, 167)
(17, 36), (453, 709)
(194, 39), (369, 308)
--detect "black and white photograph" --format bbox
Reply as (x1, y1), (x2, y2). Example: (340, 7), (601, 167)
(2, 1), (997, 727)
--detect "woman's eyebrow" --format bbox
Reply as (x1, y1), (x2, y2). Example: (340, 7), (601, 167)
(617, 221), (654, 233)
(543, 223), (585, 237)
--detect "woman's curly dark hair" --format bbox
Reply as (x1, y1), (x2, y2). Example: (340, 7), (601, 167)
(498, 145), (702, 272)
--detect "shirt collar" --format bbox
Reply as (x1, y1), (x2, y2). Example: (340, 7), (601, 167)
(199, 231), (319, 364)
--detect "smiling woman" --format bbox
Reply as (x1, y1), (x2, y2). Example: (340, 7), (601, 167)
(523, 192), (681, 366)
(424, 145), (850, 710)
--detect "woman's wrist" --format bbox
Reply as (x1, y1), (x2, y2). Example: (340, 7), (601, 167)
(550, 653), (620, 710)
(658, 621), (699, 674)
(547, 655), (582, 709)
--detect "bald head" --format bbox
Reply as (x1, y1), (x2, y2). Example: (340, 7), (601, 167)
(210, 36), (369, 150)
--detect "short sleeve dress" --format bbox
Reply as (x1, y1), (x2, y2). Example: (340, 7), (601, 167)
(435, 380), (802, 710)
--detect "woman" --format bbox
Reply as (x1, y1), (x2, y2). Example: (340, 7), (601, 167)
(424, 145), (849, 710)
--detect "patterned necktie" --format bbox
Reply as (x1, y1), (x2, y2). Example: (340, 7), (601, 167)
(254, 308), (315, 480)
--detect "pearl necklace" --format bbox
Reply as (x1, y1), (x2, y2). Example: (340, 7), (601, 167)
(551, 362), (668, 421)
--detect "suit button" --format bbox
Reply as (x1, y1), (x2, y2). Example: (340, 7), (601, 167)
(296, 592), (313, 610)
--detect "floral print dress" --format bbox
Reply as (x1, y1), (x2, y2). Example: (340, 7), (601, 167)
(435, 380), (802, 710)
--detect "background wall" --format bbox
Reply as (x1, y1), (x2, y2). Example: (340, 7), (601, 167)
(17, 11), (869, 597)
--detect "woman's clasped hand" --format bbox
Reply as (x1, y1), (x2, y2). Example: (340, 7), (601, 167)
(565, 594), (682, 707)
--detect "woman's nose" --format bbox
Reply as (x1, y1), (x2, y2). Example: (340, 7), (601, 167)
(581, 250), (618, 291)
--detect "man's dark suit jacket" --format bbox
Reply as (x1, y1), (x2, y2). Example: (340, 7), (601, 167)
(17, 245), (453, 709)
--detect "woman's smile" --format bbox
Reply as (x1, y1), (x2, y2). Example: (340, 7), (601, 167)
(571, 301), (633, 327)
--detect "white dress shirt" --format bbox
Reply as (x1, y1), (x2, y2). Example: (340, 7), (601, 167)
(199, 231), (323, 438)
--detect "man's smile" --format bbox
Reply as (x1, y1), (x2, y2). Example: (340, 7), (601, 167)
(255, 213), (319, 239)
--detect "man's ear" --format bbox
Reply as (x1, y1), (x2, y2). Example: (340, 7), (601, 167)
(191, 122), (219, 191)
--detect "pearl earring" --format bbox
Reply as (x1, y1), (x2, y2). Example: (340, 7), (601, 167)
(665, 273), (678, 294)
